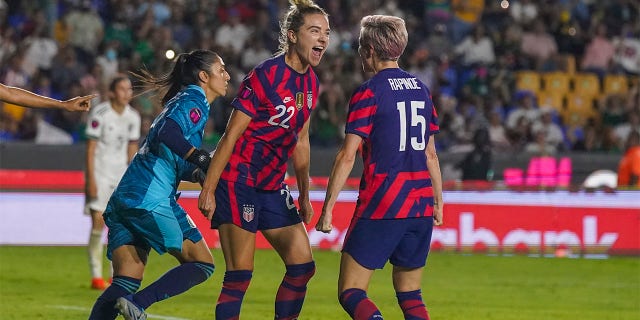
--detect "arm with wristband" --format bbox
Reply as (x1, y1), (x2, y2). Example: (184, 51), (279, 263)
(158, 118), (210, 183)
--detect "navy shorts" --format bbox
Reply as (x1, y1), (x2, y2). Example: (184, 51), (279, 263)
(104, 200), (203, 260)
(211, 180), (301, 232)
(342, 216), (434, 270)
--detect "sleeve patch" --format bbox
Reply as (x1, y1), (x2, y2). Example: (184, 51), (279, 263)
(239, 85), (253, 99)
(91, 120), (100, 128)
(189, 108), (202, 124)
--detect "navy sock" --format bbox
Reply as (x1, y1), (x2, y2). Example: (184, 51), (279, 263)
(88, 276), (141, 320)
(275, 261), (315, 319)
(396, 290), (429, 320)
(133, 262), (214, 310)
(339, 288), (383, 320)
(215, 270), (253, 320)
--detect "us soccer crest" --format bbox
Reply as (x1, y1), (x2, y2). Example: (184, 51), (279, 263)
(295, 92), (304, 110)
(307, 91), (312, 109)
(242, 204), (255, 222)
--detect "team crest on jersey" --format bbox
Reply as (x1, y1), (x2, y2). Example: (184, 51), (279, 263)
(295, 92), (304, 110)
(242, 204), (255, 222)
(189, 108), (202, 124)
(307, 91), (312, 109)
(91, 120), (100, 128)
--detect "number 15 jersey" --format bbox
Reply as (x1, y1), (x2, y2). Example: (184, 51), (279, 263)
(346, 68), (439, 220)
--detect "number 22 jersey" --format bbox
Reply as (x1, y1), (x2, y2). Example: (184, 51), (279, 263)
(346, 68), (439, 220)
(223, 55), (319, 190)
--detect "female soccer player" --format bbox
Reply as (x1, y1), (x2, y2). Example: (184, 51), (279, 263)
(315, 15), (444, 320)
(197, 0), (330, 319)
(88, 49), (231, 320)
(85, 75), (140, 290)
(0, 82), (94, 111)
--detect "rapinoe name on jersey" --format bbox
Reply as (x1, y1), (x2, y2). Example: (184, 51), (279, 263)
(388, 77), (421, 91)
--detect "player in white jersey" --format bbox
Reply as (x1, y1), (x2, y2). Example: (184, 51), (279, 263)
(84, 75), (141, 290)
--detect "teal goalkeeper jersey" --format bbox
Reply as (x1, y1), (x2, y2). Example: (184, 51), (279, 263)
(108, 85), (209, 211)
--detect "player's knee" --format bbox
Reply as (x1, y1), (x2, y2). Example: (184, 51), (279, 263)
(285, 260), (315, 282)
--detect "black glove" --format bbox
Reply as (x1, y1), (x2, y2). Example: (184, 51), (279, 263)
(191, 168), (207, 186)
(186, 148), (211, 172)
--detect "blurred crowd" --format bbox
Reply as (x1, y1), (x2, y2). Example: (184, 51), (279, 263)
(0, 0), (639, 155)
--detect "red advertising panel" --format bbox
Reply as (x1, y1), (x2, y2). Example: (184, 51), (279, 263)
(178, 190), (640, 256)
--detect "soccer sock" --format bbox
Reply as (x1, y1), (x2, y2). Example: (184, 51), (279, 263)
(396, 290), (430, 320)
(88, 276), (141, 320)
(132, 262), (215, 310)
(274, 261), (316, 319)
(339, 288), (383, 320)
(88, 229), (104, 279)
(215, 270), (253, 320)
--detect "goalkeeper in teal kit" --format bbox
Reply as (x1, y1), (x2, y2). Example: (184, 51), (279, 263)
(88, 49), (230, 320)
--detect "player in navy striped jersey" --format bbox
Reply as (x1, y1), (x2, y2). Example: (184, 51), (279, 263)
(198, 1), (329, 319)
(315, 15), (443, 320)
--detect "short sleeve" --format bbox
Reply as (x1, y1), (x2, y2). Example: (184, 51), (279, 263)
(166, 98), (206, 136)
(231, 69), (264, 119)
(345, 85), (376, 138)
(429, 95), (440, 135)
(85, 107), (104, 140)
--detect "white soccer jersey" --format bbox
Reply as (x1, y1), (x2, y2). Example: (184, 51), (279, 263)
(85, 101), (141, 184)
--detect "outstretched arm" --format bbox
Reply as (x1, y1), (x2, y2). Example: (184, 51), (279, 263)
(0, 83), (95, 112)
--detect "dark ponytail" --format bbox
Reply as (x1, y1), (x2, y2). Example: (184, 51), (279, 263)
(134, 50), (221, 105)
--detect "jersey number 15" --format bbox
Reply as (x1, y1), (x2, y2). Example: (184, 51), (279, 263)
(396, 100), (426, 151)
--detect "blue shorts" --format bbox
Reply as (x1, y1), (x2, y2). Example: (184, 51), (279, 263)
(211, 180), (301, 232)
(342, 217), (434, 270)
(104, 200), (203, 260)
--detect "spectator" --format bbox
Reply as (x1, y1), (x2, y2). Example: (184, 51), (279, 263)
(509, 0), (538, 26)
(21, 27), (58, 77)
(449, 0), (485, 44)
(506, 91), (539, 130)
(240, 34), (272, 73)
(50, 46), (87, 94)
(581, 23), (615, 79)
(617, 130), (640, 188)
(454, 24), (495, 66)
(65, 1), (104, 66)
(524, 128), (557, 155)
(614, 112), (640, 150)
(457, 127), (492, 180)
(487, 110), (511, 151)
(424, 23), (453, 63)
(531, 107), (564, 151)
(612, 29), (640, 75)
(214, 8), (252, 58)
(520, 19), (559, 70)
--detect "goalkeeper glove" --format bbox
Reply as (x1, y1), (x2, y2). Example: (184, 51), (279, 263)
(186, 148), (211, 172)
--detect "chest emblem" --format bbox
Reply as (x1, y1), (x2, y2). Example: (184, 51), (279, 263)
(295, 92), (304, 110)
(307, 91), (313, 109)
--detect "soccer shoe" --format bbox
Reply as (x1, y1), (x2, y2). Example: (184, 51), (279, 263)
(91, 278), (108, 290)
(115, 296), (147, 320)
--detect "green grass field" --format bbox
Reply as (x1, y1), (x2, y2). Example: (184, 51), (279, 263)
(0, 246), (638, 320)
